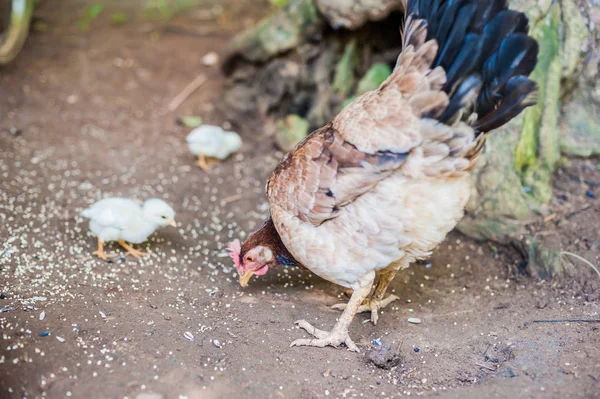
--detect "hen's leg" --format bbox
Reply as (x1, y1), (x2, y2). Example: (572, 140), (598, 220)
(332, 269), (399, 324)
(117, 240), (149, 259)
(92, 238), (117, 260)
(291, 275), (374, 352)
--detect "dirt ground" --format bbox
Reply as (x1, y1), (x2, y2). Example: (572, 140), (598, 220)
(1, 1), (599, 398)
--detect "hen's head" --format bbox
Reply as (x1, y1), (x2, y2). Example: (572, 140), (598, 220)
(228, 218), (296, 287)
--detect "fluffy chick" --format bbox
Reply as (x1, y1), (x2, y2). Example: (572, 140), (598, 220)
(82, 198), (176, 260)
(186, 125), (242, 172)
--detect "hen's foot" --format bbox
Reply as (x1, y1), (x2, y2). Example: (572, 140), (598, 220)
(290, 320), (359, 352)
(332, 294), (399, 325)
(117, 240), (149, 259)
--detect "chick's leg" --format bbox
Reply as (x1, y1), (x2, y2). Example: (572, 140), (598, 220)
(332, 268), (400, 325)
(196, 154), (218, 173)
(92, 238), (116, 261)
(117, 240), (148, 259)
(291, 274), (374, 352)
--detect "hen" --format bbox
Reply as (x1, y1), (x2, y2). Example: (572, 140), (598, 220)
(230, 0), (539, 351)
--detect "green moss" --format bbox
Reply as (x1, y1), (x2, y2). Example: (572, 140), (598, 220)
(357, 63), (392, 94)
(514, 2), (561, 203)
(559, 0), (588, 78)
(228, 0), (323, 63)
(275, 114), (310, 151)
(332, 39), (359, 98)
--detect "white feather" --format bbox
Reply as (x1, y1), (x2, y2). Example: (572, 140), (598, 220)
(81, 198), (175, 244)
(186, 125), (242, 160)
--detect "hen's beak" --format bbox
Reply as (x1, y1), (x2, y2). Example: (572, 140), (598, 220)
(239, 270), (254, 288)
(168, 219), (177, 228)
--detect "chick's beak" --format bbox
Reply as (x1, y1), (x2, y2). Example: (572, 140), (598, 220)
(239, 270), (254, 288)
(168, 219), (177, 228)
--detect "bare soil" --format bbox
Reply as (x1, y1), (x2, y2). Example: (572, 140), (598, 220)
(1, 1), (599, 399)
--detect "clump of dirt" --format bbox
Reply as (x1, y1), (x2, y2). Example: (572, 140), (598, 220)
(366, 343), (401, 369)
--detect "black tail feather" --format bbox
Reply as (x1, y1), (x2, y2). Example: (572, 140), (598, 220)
(475, 76), (538, 132)
(405, 0), (539, 134)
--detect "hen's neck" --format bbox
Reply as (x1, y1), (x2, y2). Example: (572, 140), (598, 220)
(246, 218), (298, 267)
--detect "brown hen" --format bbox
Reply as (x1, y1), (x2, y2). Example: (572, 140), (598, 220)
(230, 0), (539, 351)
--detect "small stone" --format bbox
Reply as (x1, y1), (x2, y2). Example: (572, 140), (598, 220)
(39, 311), (45, 321)
(184, 332), (194, 342)
(9, 127), (22, 136)
(202, 52), (219, 66)
(56, 336), (65, 343)
(407, 317), (421, 324)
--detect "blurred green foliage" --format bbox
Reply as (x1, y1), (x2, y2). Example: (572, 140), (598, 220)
(78, 3), (104, 31)
(110, 12), (128, 25)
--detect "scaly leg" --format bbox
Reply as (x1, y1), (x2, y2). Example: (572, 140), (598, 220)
(291, 274), (374, 352)
(117, 240), (149, 259)
(92, 238), (117, 261)
(332, 268), (400, 324)
(196, 154), (218, 173)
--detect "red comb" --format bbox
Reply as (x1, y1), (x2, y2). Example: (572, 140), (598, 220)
(227, 239), (242, 272)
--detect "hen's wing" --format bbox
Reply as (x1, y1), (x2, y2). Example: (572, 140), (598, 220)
(267, 125), (407, 226)
(268, 0), (538, 227)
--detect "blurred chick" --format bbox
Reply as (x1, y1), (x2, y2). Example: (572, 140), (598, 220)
(186, 125), (242, 172)
(82, 198), (176, 260)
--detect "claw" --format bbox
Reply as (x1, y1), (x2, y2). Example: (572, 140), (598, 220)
(117, 240), (149, 259)
(291, 319), (359, 352)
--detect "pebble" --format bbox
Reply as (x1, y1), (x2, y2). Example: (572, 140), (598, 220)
(56, 336), (66, 343)
(40, 331), (50, 337)
(184, 331), (194, 342)
(39, 311), (46, 321)
(586, 190), (594, 198)
(407, 317), (422, 324)
(414, 347), (420, 353)
(202, 52), (219, 66)
(9, 127), (22, 136)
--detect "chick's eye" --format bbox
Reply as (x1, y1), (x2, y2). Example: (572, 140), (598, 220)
(162, 216), (167, 219)
(246, 256), (253, 262)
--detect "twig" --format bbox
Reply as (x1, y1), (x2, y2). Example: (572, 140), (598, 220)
(533, 318), (600, 323)
(543, 213), (557, 223)
(561, 251), (600, 279)
(565, 204), (592, 220)
(221, 194), (242, 205)
(167, 75), (207, 112)
(482, 343), (492, 357)
(475, 363), (496, 371)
